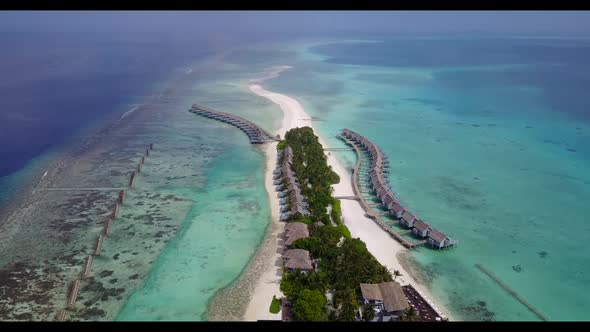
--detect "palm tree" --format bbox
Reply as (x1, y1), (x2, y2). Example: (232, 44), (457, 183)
(393, 270), (402, 281)
(362, 304), (375, 322)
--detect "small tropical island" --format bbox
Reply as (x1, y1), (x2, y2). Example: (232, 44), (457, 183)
(274, 127), (423, 322)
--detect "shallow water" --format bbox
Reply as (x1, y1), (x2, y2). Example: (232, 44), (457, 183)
(263, 38), (590, 321)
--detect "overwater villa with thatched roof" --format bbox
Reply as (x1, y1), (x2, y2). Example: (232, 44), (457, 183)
(359, 281), (410, 321)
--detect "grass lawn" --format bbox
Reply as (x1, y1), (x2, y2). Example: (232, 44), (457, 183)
(269, 296), (281, 314)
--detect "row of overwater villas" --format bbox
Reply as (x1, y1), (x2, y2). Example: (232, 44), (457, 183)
(341, 129), (457, 249)
(273, 146), (310, 221)
(190, 104), (274, 144)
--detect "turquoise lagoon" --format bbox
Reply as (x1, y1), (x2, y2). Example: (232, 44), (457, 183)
(261, 37), (590, 321)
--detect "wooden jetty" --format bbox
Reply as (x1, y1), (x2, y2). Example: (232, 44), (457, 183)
(150, 143), (154, 150)
(111, 204), (119, 219)
(189, 104), (279, 144)
(118, 190), (125, 204)
(104, 219), (112, 236)
(141, 156), (145, 165)
(476, 264), (548, 321)
(137, 163), (142, 173)
(93, 235), (104, 256)
(67, 279), (81, 308)
(129, 171), (136, 187)
(55, 309), (67, 321)
(82, 255), (93, 278)
(339, 129), (457, 250)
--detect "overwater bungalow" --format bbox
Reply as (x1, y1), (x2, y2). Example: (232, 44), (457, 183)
(399, 212), (417, 228)
(389, 202), (405, 219)
(359, 281), (409, 321)
(381, 192), (397, 209)
(370, 174), (383, 188)
(369, 168), (381, 179)
(376, 186), (389, 199)
(427, 229), (453, 249)
(412, 220), (432, 238)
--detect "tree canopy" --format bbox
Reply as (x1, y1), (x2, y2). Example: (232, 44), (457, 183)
(291, 289), (327, 321)
(278, 127), (392, 321)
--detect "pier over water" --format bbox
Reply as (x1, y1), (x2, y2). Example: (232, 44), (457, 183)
(339, 128), (457, 250)
(189, 104), (278, 144)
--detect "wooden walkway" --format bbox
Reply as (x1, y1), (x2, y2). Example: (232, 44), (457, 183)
(337, 135), (418, 249)
(190, 104), (279, 144)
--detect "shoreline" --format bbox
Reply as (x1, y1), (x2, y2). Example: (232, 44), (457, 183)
(241, 67), (454, 321)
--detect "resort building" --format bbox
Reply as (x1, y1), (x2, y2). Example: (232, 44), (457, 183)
(376, 186), (389, 200)
(399, 212), (417, 228)
(427, 228), (457, 249)
(381, 192), (398, 210)
(283, 249), (313, 273)
(359, 281), (410, 321)
(412, 220), (432, 238)
(284, 222), (310, 247)
(389, 202), (405, 219)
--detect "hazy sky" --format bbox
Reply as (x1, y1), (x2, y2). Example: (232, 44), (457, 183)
(1, 11), (590, 37)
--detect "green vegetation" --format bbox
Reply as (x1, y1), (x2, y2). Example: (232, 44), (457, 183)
(399, 306), (420, 322)
(292, 289), (327, 321)
(269, 296), (281, 314)
(362, 304), (376, 322)
(278, 127), (392, 321)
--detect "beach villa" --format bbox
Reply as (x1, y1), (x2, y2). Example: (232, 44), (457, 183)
(359, 281), (410, 321)
(284, 222), (310, 247)
(283, 249), (313, 274)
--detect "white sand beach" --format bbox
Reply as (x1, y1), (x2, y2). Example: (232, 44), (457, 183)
(244, 66), (453, 321)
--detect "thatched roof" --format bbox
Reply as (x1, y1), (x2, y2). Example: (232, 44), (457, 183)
(284, 249), (312, 270)
(360, 282), (409, 313)
(285, 222), (309, 246)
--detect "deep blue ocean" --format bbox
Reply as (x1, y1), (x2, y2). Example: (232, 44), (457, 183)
(0, 30), (213, 207)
